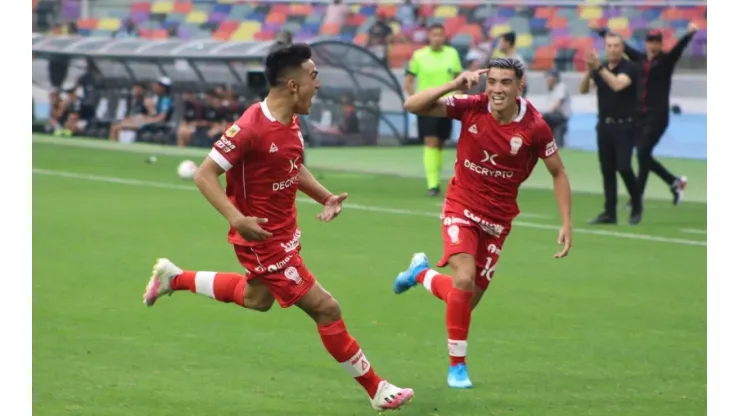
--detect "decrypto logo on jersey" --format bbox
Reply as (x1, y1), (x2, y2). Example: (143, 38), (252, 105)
(463, 150), (514, 178)
(288, 156), (300, 172)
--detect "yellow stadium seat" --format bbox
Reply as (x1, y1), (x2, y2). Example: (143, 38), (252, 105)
(489, 24), (512, 38)
(580, 6), (602, 20)
(584, 0), (606, 4)
(608, 17), (628, 30)
(389, 21), (401, 35)
(150, 2), (174, 14)
(434, 5), (457, 18)
(237, 21), (262, 33)
(351, 4), (361, 13)
(185, 10), (208, 24)
(97, 18), (121, 31)
(230, 31), (256, 41)
(516, 32), (533, 48)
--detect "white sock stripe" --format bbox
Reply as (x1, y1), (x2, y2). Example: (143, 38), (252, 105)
(422, 269), (439, 292)
(339, 349), (371, 378)
(448, 339), (468, 357)
(194, 271), (216, 298)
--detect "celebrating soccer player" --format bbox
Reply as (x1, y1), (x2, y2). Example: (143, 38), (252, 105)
(393, 58), (573, 389)
(142, 43), (414, 412)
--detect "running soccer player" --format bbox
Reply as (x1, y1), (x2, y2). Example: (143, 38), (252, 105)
(142, 43), (414, 412)
(393, 58), (573, 389)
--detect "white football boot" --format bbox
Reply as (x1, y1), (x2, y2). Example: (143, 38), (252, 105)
(370, 380), (414, 412)
(143, 258), (183, 306)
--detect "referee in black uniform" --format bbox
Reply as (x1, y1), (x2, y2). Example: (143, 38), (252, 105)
(580, 33), (642, 225)
(596, 24), (696, 206)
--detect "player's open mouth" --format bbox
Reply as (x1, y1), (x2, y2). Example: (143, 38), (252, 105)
(491, 96), (506, 103)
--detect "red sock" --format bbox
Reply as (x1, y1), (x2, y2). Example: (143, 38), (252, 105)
(446, 288), (473, 366)
(415, 269), (454, 301)
(171, 271), (246, 307)
(318, 319), (382, 398)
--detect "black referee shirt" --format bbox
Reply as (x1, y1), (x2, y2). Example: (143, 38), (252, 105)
(600, 30), (695, 114)
(592, 59), (639, 119)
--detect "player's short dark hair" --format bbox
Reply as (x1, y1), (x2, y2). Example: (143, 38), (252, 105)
(428, 23), (445, 32)
(501, 31), (516, 46)
(264, 43), (312, 87)
(487, 58), (525, 81)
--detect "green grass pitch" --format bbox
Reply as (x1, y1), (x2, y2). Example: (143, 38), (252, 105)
(33, 136), (706, 416)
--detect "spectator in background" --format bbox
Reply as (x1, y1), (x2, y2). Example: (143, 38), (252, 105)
(542, 69), (570, 146)
(109, 77), (173, 141)
(326, 0), (349, 26)
(109, 82), (149, 141)
(408, 8), (427, 43)
(47, 23), (70, 111)
(367, 13), (393, 64)
(397, 0), (417, 26)
(176, 91), (203, 147)
(49, 88), (83, 136)
(495, 32), (528, 97)
(338, 93), (360, 134)
(113, 18), (140, 39)
(203, 89), (227, 142)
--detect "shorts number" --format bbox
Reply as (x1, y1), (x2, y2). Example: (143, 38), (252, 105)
(480, 256), (497, 282)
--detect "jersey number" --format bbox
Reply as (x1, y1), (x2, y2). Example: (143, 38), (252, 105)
(480, 256), (498, 282)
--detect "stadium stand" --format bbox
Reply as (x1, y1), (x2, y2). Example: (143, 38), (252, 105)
(48, 1), (706, 71)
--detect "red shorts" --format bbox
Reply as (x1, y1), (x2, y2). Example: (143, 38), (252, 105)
(437, 202), (511, 290)
(233, 244), (316, 308)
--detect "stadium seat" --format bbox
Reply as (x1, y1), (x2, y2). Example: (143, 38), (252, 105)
(98, 17), (121, 31)
(173, 2), (192, 14)
(185, 10), (208, 24)
(434, 5), (458, 18)
(131, 2), (151, 13)
(151, 1), (174, 14)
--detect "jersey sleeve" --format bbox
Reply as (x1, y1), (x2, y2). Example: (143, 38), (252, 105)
(443, 94), (483, 120)
(532, 119), (559, 160)
(208, 122), (252, 171)
(406, 52), (419, 76)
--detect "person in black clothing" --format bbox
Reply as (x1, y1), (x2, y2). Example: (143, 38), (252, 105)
(176, 91), (204, 147)
(580, 33), (643, 225)
(203, 90), (227, 143)
(109, 82), (148, 141)
(596, 24), (697, 206)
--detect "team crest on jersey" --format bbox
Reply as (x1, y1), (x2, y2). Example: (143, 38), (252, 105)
(225, 124), (240, 138)
(284, 266), (304, 285)
(509, 136), (523, 155)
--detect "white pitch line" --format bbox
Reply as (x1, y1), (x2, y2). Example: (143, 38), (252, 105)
(32, 168), (707, 247)
(681, 228), (707, 235)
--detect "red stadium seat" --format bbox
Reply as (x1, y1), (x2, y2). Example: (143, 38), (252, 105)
(173, 2), (192, 14)
(266, 11), (287, 24)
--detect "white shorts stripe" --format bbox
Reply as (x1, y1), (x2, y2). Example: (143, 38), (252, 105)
(208, 148), (233, 171)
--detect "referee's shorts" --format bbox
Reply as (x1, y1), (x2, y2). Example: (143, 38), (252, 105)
(417, 115), (453, 141)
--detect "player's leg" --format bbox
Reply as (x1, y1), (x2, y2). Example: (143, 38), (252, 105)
(615, 124), (642, 223)
(643, 114), (687, 205)
(278, 265), (414, 411)
(591, 123), (618, 223)
(420, 116), (444, 196)
(142, 258), (275, 311)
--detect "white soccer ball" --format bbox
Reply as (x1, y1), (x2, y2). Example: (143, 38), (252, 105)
(177, 160), (198, 180)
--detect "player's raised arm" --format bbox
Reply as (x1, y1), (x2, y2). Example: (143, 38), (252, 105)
(535, 121), (572, 258)
(298, 165), (348, 222)
(403, 70), (486, 117)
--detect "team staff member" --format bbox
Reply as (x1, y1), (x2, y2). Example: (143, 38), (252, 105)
(404, 23), (463, 196)
(596, 24), (697, 206)
(580, 33), (642, 225)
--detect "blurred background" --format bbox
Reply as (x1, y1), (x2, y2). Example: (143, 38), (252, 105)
(31, 0), (707, 159)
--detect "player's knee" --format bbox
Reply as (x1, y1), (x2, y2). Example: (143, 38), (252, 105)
(249, 298), (274, 312)
(448, 254), (477, 291)
(424, 136), (440, 147)
(314, 296), (342, 324)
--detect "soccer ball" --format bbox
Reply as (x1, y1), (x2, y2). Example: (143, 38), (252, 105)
(177, 160), (198, 180)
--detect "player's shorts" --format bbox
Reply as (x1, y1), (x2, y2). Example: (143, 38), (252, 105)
(233, 245), (316, 308)
(418, 115), (453, 141)
(437, 201), (511, 291)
